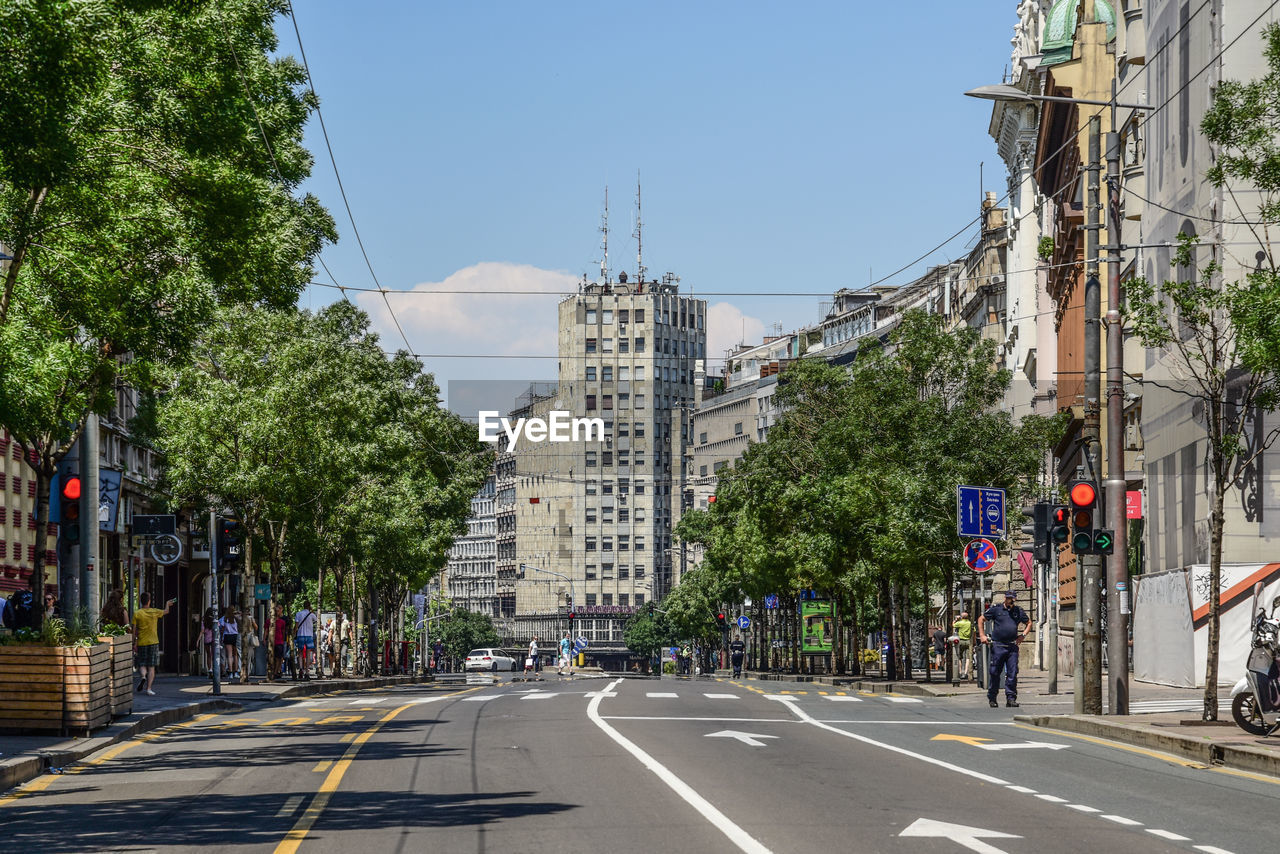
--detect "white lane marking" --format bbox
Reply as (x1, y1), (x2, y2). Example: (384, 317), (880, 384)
(521, 692), (559, 700)
(883, 697), (923, 704)
(603, 716), (797, 723)
(900, 818), (1020, 853)
(647, 692), (679, 698)
(766, 696), (1008, 786)
(587, 679), (772, 854)
(1066, 804), (1101, 813)
(1005, 786), (1037, 794)
(824, 696), (862, 702)
(1035, 794), (1067, 803)
(275, 795), (304, 818)
(822, 720), (1017, 726)
(1194, 846), (1237, 854)
(354, 698), (387, 705)
(1147, 829), (1191, 842)
(461, 696), (497, 702)
(407, 696), (451, 705)
(705, 730), (778, 747)
(704, 693), (740, 700)
(584, 691), (618, 698)
(1102, 815), (1142, 826)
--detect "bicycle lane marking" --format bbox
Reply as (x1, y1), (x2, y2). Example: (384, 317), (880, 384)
(0, 713), (219, 807)
(273, 685), (482, 854)
(586, 678), (772, 854)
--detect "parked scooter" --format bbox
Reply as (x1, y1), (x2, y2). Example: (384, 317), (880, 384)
(1229, 581), (1280, 736)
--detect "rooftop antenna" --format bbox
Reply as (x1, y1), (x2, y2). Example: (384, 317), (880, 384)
(599, 186), (610, 283)
(633, 172), (647, 285)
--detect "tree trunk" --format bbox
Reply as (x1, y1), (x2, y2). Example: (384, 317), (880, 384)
(944, 564), (955, 683)
(851, 593), (863, 677)
(1204, 477), (1227, 720)
(882, 574), (897, 682)
(921, 568), (931, 683)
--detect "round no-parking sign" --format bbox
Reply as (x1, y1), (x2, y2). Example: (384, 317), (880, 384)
(963, 538), (998, 573)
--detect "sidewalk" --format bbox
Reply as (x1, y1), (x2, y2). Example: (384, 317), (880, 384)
(0, 671), (434, 794)
(745, 666), (1280, 779)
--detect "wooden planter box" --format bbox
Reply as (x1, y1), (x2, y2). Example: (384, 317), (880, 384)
(0, 642), (112, 734)
(99, 634), (134, 717)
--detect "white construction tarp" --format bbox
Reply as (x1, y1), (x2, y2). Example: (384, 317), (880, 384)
(1133, 562), (1280, 688)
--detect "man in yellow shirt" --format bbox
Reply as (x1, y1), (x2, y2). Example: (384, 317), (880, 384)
(132, 592), (174, 696)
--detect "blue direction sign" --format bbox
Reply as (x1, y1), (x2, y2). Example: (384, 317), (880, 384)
(957, 485), (1006, 538)
(764, 594), (780, 610)
(736, 615), (751, 630)
(963, 538), (999, 573)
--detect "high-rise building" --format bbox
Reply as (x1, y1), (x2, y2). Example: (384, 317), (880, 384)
(512, 272), (706, 668)
(444, 475), (497, 617)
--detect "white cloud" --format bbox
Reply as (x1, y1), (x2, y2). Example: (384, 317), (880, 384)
(706, 301), (767, 365)
(356, 262), (577, 359)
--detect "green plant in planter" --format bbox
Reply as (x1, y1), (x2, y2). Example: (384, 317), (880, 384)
(1037, 236), (1055, 261)
(0, 614), (99, 647)
(98, 622), (132, 637)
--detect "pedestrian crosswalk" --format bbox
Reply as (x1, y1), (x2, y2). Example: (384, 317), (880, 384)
(1128, 698), (1230, 714)
(447, 689), (932, 705)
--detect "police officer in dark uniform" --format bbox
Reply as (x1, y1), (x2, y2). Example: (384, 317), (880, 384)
(978, 591), (1030, 708)
(729, 635), (746, 678)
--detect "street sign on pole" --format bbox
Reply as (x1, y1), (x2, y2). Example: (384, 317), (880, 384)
(736, 615), (750, 630)
(963, 538), (998, 573)
(957, 486), (1006, 538)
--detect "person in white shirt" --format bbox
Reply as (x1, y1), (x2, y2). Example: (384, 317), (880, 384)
(294, 602), (317, 680)
(219, 606), (240, 679)
(526, 636), (538, 675)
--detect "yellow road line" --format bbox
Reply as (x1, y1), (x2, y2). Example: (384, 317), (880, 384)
(0, 713), (217, 807)
(274, 686), (481, 854)
(1209, 765), (1280, 786)
(312, 760), (333, 773)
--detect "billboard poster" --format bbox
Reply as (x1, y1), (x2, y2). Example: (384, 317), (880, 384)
(800, 600), (834, 653)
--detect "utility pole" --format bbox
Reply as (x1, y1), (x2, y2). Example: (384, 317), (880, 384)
(210, 511), (221, 696)
(1105, 88), (1131, 715)
(1079, 115), (1104, 715)
(82, 412), (99, 621)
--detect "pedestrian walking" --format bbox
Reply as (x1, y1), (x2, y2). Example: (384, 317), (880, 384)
(729, 636), (745, 678)
(295, 601), (317, 680)
(337, 612), (352, 677)
(525, 635), (538, 675)
(978, 591), (1031, 708)
(432, 639), (444, 673)
(931, 624), (947, 671)
(558, 631), (573, 676)
(219, 606), (240, 680)
(268, 604), (287, 681)
(100, 588), (128, 629)
(132, 592), (174, 696)
(953, 611), (973, 680)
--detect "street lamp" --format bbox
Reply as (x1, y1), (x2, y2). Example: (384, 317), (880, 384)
(965, 82), (1152, 716)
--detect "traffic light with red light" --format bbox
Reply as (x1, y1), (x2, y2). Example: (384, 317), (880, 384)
(715, 611), (728, 630)
(60, 468), (81, 544)
(1049, 505), (1070, 548)
(1068, 480), (1098, 554)
(216, 516), (242, 565)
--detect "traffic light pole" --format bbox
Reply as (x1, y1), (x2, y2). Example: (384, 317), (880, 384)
(1104, 110), (1131, 716)
(209, 511), (221, 696)
(1079, 115), (1104, 716)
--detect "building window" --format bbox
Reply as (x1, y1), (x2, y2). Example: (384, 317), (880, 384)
(635, 366), (645, 380)
(586, 338), (597, 354)
(602, 505), (614, 522)
(586, 451), (598, 467)
(700, 465), (707, 477)
(635, 536), (646, 551)
(634, 422), (645, 438)
(619, 564), (630, 579)
(602, 309), (613, 323)
(734, 422), (743, 435)
(619, 594), (629, 607)
(586, 507), (597, 523)
(586, 593), (597, 606)
(603, 451), (613, 466)
(586, 565), (597, 580)
(586, 366), (597, 381)
(699, 431), (707, 444)
(635, 482), (645, 495)
(635, 593), (644, 605)
(586, 480), (598, 495)
(603, 593), (613, 606)
(619, 366), (629, 380)
(585, 537), (597, 551)
(602, 537), (613, 551)
(603, 481), (614, 495)
(619, 507), (629, 522)
(603, 395), (613, 410)
(618, 422), (629, 438)
(619, 393), (630, 408)
(603, 562), (614, 578)
(635, 394), (646, 409)
(635, 309), (645, 322)
(603, 338), (614, 353)
(586, 394), (597, 410)
(619, 309), (629, 323)
(620, 338), (629, 353)
(618, 534), (630, 550)
(635, 565), (646, 578)
(634, 337), (645, 353)
(618, 479), (629, 494)
(603, 366), (613, 382)
(586, 308), (597, 324)
(618, 450), (630, 466)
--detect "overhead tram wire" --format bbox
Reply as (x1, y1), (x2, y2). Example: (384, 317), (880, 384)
(286, 2), (414, 355)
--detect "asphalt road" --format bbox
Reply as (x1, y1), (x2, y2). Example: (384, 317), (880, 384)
(1, 674), (1274, 853)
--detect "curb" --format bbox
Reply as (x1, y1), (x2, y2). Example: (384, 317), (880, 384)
(1014, 713), (1280, 778)
(0, 673), (432, 795)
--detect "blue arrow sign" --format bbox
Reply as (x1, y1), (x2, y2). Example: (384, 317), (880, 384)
(957, 485), (1006, 538)
(736, 615), (751, 630)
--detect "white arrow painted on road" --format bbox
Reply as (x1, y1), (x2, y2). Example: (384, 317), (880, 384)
(900, 818), (1021, 854)
(931, 734), (1069, 751)
(705, 730), (779, 747)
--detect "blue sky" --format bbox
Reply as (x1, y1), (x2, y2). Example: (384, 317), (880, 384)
(290, 2), (1021, 410)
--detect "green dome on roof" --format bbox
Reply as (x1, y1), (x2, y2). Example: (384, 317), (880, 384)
(1042, 0), (1116, 66)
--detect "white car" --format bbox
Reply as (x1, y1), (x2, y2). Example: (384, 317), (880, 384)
(464, 648), (517, 672)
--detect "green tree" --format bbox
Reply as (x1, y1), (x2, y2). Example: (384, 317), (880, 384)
(0, 0), (335, 611)
(435, 610), (501, 666)
(624, 603), (673, 673)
